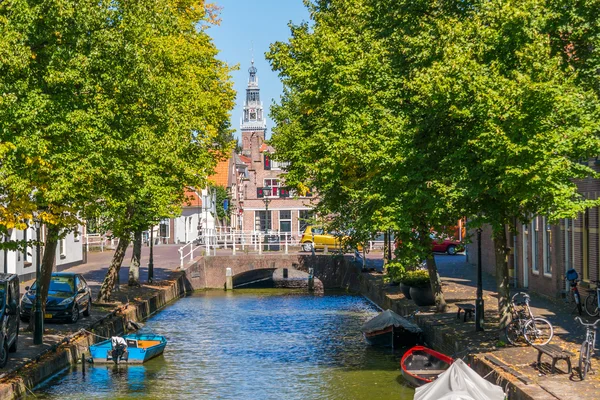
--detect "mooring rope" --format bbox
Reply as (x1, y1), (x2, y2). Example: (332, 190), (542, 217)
(80, 329), (111, 341)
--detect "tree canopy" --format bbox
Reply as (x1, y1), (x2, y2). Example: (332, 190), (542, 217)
(267, 0), (600, 323)
(0, 0), (234, 316)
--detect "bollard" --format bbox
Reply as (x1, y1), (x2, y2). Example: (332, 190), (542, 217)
(283, 268), (288, 279)
(324, 245), (328, 254)
(82, 353), (86, 376)
(225, 267), (233, 290)
(308, 267), (314, 291)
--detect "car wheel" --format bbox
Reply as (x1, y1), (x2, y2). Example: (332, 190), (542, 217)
(70, 304), (79, 324)
(9, 322), (18, 353)
(0, 339), (8, 368)
(446, 245), (457, 255)
(302, 242), (314, 252)
(83, 297), (91, 317)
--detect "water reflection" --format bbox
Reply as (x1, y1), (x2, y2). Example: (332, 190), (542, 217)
(34, 290), (414, 399)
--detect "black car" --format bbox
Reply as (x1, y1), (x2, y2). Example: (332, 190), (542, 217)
(20, 272), (92, 323)
(0, 273), (20, 368)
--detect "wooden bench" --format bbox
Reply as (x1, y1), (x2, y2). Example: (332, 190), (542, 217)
(456, 303), (475, 322)
(533, 344), (574, 374)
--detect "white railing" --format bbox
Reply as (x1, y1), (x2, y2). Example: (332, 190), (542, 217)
(178, 240), (202, 268)
(85, 233), (106, 252)
(175, 229), (390, 263)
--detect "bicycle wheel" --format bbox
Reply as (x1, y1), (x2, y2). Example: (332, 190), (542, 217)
(505, 320), (521, 345)
(584, 293), (599, 317)
(524, 318), (553, 345)
(579, 341), (591, 380)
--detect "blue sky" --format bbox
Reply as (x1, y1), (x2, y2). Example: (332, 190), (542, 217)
(209, 0), (310, 141)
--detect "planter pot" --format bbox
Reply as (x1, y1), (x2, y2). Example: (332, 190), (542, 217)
(400, 283), (412, 299)
(409, 285), (435, 306)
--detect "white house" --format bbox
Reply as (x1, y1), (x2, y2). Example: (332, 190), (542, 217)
(0, 224), (86, 281)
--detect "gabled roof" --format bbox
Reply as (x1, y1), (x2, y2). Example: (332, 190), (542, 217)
(259, 143), (275, 153)
(238, 154), (251, 164)
(208, 158), (230, 187)
(182, 188), (201, 207)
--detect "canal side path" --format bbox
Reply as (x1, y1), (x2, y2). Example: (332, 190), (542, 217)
(366, 254), (600, 400)
(1, 243), (598, 399)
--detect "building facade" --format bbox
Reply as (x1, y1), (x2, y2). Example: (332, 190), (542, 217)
(1, 224), (86, 281)
(466, 159), (600, 298)
(232, 61), (314, 238)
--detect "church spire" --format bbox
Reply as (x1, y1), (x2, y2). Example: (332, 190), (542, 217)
(241, 59), (267, 154)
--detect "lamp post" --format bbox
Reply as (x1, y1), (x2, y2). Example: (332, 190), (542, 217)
(476, 227), (484, 331)
(148, 226), (154, 283)
(34, 221), (43, 345)
(262, 187), (272, 233)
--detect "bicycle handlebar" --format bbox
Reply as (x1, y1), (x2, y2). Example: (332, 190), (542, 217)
(575, 317), (600, 328)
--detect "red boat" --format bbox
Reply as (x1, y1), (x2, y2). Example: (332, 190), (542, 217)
(400, 346), (453, 387)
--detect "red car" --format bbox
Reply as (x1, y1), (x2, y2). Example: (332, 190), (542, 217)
(430, 234), (463, 255)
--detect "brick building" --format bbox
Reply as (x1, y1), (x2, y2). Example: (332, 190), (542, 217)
(230, 61), (314, 238)
(466, 159), (600, 298)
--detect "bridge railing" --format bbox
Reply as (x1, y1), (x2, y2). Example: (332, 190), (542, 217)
(177, 230), (387, 264)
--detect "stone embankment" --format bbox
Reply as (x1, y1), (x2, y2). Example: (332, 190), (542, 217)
(0, 272), (187, 400)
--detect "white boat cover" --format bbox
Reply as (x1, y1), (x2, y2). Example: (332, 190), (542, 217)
(414, 359), (505, 400)
(361, 309), (422, 334)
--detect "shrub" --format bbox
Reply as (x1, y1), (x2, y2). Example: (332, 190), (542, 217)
(386, 260), (406, 284)
(402, 269), (430, 288)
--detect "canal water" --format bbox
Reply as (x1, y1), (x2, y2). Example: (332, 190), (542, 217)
(34, 290), (415, 399)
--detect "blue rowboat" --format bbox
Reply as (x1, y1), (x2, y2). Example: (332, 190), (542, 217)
(89, 333), (167, 364)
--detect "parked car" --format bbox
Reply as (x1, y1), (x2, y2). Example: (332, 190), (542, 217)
(20, 272), (92, 324)
(0, 273), (20, 368)
(300, 226), (363, 252)
(430, 234), (463, 255)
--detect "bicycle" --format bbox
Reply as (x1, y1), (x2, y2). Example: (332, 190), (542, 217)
(583, 280), (600, 317)
(575, 317), (600, 380)
(565, 269), (583, 315)
(505, 292), (554, 346)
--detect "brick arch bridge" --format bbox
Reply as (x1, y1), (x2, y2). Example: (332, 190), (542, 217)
(181, 254), (362, 291)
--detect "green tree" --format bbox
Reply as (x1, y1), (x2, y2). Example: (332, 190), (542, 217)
(267, 0), (600, 324)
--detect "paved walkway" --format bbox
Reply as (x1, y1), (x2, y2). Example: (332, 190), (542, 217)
(400, 254), (600, 399)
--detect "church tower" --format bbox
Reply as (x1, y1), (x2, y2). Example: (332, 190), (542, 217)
(240, 60), (266, 157)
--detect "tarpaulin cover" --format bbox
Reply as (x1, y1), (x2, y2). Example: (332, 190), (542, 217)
(414, 359), (505, 400)
(360, 309), (422, 334)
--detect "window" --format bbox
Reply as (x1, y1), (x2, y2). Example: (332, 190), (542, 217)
(255, 210), (270, 232)
(264, 179), (280, 197)
(531, 217), (538, 273)
(542, 217), (551, 276)
(23, 225), (28, 262)
(264, 154), (271, 170)
(159, 219), (170, 238)
(279, 211), (292, 233)
(299, 210), (314, 234)
(59, 238), (67, 259)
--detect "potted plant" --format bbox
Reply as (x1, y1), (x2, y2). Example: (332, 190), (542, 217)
(403, 270), (435, 306)
(385, 261), (404, 287)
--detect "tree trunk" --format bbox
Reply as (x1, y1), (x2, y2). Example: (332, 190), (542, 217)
(28, 224), (60, 333)
(493, 225), (511, 330)
(383, 231), (389, 267)
(128, 230), (142, 287)
(97, 236), (131, 302)
(420, 228), (447, 312)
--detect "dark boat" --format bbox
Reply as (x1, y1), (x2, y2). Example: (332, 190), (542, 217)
(400, 345), (453, 387)
(361, 310), (422, 348)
